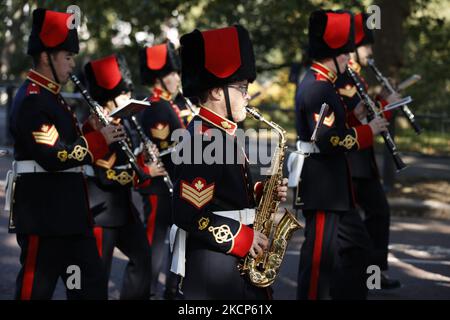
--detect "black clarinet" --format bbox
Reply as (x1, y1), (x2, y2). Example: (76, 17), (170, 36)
(178, 88), (198, 115)
(347, 67), (407, 172)
(367, 58), (421, 134)
(129, 115), (173, 193)
(70, 74), (150, 182)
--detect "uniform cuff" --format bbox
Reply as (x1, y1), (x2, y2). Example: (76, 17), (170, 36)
(355, 125), (373, 150)
(347, 110), (362, 127)
(376, 95), (393, 121)
(82, 121), (95, 134)
(134, 153), (152, 188)
(84, 131), (109, 162)
(228, 224), (254, 258)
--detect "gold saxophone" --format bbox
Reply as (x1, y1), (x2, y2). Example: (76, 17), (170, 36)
(240, 107), (303, 287)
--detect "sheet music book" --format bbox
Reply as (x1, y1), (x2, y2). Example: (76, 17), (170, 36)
(109, 99), (150, 118)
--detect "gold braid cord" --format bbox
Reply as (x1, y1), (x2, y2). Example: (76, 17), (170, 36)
(208, 225), (233, 244)
(57, 145), (89, 162)
(106, 169), (133, 186)
(330, 134), (357, 149)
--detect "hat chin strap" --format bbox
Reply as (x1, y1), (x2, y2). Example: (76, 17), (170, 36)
(355, 48), (361, 65)
(158, 76), (170, 95)
(333, 56), (341, 75)
(222, 86), (234, 122)
(46, 51), (60, 84)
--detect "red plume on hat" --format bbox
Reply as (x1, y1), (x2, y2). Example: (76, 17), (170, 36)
(179, 25), (256, 98)
(84, 54), (134, 106)
(139, 42), (181, 85)
(354, 12), (375, 47)
(308, 10), (355, 59)
(27, 8), (79, 55)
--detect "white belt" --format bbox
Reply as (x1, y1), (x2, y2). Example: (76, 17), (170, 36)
(287, 151), (305, 188)
(115, 164), (132, 170)
(84, 164), (132, 177)
(296, 141), (320, 154)
(4, 170), (14, 212)
(14, 160), (84, 174)
(169, 209), (256, 278)
(213, 208), (255, 225)
(286, 141), (319, 188)
(169, 225), (187, 278)
(83, 165), (95, 177)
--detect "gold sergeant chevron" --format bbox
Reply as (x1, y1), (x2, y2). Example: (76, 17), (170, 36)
(181, 178), (215, 209)
(314, 111), (335, 127)
(32, 124), (59, 146)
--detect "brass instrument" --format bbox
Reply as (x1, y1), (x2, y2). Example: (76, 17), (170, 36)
(240, 107), (303, 287)
(346, 67), (407, 172)
(70, 74), (150, 183)
(129, 115), (173, 193)
(367, 58), (422, 134)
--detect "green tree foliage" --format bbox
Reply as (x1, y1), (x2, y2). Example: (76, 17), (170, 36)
(1, 0), (448, 117)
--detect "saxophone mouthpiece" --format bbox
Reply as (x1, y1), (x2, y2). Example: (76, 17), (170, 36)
(246, 107), (263, 120)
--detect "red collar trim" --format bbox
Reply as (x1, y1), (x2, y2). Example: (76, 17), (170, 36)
(311, 61), (337, 83)
(153, 87), (172, 101)
(27, 69), (61, 94)
(198, 107), (237, 135)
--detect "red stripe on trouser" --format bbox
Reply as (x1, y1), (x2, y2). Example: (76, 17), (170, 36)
(21, 235), (39, 300)
(93, 226), (103, 257)
(308, 211), (326, 300)
(146, 195), (158, 245)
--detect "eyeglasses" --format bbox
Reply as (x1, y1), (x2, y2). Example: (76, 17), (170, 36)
(227, 84), (249, 96)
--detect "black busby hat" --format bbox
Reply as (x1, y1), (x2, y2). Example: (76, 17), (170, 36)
(27, 8), (79, 55)
(179, 25), (256, 98)
(308, 10), (355, 60)
(84, 54), (133, 106)
(139, 42), (180, 85)
(354, 12), (374, 47)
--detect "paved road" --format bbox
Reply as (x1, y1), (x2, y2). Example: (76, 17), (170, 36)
(0, 149), (449, 300)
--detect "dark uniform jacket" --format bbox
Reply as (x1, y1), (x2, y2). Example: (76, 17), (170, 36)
(335, 60), (392, 179)
(138, 87), (184, 194)
(295, 62), (374, 211)
(172, 107), (257, 258)
(335, 60), (378, 179)
(172, 107), (266, 298)
(9, 69), (109, 235)
(83, 121), (140, 227)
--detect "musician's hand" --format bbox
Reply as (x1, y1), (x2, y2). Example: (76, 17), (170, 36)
(276, 178), (288, 202)
(151, 144), (160, 157)
(146, 162), (167, 177)
(385, 92), (402, 104)
(249, 231), (268, 258)
(368, 117), (389, 135)
(354, 101), (368, 121)
(380, 88), (401, 104)
(100, 124), (126, 145)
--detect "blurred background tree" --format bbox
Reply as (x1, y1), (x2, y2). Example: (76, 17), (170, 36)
(1, 0), (449, 153)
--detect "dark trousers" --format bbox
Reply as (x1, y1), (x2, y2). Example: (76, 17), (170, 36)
(297, 210), (370, 300)
(93, 218), (152, 300)
(182, 237), (270, 300)
(353, 177), (391, 270)
(142, 193), (175, 294)
(15, 233), (107, 300)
